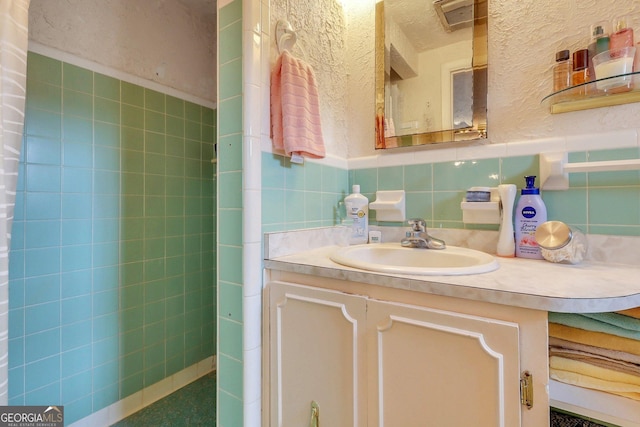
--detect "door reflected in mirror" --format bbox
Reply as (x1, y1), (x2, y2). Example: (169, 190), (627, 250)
(375, 0), (488, 149)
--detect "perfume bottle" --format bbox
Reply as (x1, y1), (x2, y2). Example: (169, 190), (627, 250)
(610, 16), (634, 50)
(590, 22), (610, 55)
(572, 49), (590, 95)
(588, 22), (610, 81)
(553, 50), (572, 92)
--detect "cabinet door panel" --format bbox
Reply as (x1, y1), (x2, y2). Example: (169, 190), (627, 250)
(368, 299), (521, 427)
(269, 282), (367, 427)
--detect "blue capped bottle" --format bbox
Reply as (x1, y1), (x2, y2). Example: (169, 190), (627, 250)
(515, 176), (547, 259)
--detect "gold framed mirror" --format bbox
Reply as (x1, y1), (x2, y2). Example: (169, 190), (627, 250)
(375, 0), (488, 149)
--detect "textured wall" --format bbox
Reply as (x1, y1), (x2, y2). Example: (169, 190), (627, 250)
(28, 0), (217, 102)
(345, 0), (640, 158)
(270, 0), (350, 158)
(344, 0), (376, 159)
(488, 0), (640, 144)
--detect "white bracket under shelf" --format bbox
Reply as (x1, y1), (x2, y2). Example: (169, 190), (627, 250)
(540, 152), (640, 190)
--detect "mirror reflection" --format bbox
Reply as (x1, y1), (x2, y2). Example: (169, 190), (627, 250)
(375, 0), (488, 149)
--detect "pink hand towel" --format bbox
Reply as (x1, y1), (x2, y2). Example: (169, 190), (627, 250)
(271, 50), (326, 159)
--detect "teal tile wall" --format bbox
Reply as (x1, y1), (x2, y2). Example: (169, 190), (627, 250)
(262, 153), (350, 232)
(9, 52), (216, 424)
(217, 1), (244, 426)
(349, 150), (640, 235)
(261, 148), (640, 236)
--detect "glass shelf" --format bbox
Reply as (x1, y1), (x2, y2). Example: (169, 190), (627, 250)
(541, 71), (640, 114)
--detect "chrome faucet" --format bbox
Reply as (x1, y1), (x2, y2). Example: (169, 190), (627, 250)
(400, 218), (446, 249)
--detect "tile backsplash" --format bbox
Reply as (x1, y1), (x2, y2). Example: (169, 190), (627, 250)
(262, 152), (350, 233)
(262, 145), (640, 237)
(350, 147), (640, 236)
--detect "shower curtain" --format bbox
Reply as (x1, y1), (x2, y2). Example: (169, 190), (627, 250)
(0, 0), (30, 404)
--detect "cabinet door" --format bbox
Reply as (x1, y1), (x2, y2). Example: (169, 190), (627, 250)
(268, 281), (367, 427)
(367, 299), (522, 427)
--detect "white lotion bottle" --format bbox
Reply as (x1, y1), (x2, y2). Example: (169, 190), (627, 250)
(344, 185), (369, 244)
(497, 184), (516, 257)
(515, 176), (547, 259)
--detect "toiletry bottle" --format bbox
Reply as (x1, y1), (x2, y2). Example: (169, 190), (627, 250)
(553, 50), (572, 92)
(588, 22), (610, 81)
(571, 49), (590, 95)
(496, 184), (516, 257)
(515, 176), (547, 259)
(610, 16), (634, 50)
(344, 185), (369, 244)
(590, 22), (611, 55)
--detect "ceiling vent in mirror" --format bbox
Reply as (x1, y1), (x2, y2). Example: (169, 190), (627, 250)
(433, 0), (474, 32)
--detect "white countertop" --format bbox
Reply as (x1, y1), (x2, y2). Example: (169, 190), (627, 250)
(264, 228), (640, 313)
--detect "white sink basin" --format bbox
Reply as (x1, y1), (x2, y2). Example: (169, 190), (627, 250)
(330, 243), (499, 276)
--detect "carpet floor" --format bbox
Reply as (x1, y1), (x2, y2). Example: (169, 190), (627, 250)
(110, 372), (217, 427)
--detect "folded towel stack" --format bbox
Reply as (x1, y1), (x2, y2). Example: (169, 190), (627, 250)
(549, 311), (640, 401)
(270, 50), (326, 159)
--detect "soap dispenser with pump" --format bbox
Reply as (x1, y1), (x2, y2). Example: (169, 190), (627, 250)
(515, 176), (547, 259)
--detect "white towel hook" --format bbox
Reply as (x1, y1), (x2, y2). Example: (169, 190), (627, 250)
(276, 19), (297, 53)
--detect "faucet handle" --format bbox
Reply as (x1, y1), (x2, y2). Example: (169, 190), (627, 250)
(407, 218), (426, 232)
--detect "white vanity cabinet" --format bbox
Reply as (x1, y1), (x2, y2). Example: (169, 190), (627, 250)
(266, 281), (368, 426)
(263, 274), (550, 427)
(367, 298), (522, 426)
